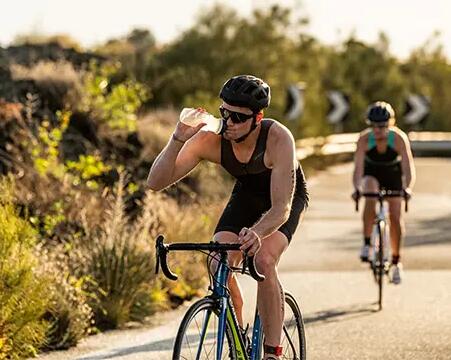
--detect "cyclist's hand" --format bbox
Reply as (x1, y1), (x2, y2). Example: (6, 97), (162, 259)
(239, 227), (261, 256)
(403, 188), (412, 201)
(351, 189), (361, 201)
(173, 108), (207, 142)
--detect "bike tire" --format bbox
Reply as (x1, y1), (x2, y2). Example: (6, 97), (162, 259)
(377, 221), (386, 311)
(261, 292), (307, 360)
(172, 297), (237, 360)
(283, 292), (307, 360)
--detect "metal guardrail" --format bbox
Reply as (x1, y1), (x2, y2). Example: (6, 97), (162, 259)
(296, 132), (451, 160)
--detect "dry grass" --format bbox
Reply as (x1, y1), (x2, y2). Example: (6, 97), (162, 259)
(137, 108), (178, 162)
(12, 34), (82, 51)
(68, 175), (163, 329)
(10, 61), (83, 110)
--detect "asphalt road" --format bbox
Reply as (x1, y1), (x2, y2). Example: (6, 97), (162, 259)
(37, 158), (451, 360)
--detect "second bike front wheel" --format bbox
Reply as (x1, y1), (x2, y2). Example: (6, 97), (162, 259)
(377, 220), (386, 311)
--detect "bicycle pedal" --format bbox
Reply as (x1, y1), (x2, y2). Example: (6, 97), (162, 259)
(383, 262), (391, 272)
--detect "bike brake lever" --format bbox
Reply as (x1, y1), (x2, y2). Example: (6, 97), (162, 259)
(245, 255), (265, 282)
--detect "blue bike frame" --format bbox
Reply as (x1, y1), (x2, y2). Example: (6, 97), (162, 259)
(209, 252), (264, 360)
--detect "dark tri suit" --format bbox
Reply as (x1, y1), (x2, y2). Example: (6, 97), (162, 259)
(364, 130), (403, 190)
(214, 119), (309, 242)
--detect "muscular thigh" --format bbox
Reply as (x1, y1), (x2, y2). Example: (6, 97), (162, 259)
(387, 198), (402, 219)
(362, 176), (379, 192)
(213, 231), (288, 269)
(213, 231), (243, 267)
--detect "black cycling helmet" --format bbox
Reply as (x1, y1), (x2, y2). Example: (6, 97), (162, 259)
(219, 75), (271, 113)
(365, 101), (395, 124)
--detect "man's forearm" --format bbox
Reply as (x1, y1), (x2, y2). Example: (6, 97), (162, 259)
(147, 136), (183, 190)
(251, 206), (290, 239)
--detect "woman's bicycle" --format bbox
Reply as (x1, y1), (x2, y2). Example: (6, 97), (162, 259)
(155, 235), (306, 360)
(355, 190), (409, 310)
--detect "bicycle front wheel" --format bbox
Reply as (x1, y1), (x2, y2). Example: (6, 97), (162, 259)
(281, 291), (306, 360)
(172, 297), (237, 360)
(376, 220), (386, 310)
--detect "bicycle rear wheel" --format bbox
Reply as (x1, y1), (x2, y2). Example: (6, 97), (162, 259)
(281, 292), (306, 360)
(260, 292), (306, 360)
(172, 297), (237, 360)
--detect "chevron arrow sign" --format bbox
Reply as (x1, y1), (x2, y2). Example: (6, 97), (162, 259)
(404, 94), (430, 125)
(327, 90), (350, 124)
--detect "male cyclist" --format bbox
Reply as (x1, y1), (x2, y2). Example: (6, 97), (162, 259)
(147, 75), (308, 360)
(352, 101), (415, 284)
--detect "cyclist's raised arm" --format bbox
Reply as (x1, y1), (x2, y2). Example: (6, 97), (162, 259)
(395, 130), (416, 191)
(352, 132), (368, 191)
(147, 121), (216, 191)
(250, 125), (296, 239)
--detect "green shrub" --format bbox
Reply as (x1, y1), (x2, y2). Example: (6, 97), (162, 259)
(28, 110), (70, 179)
(81, 61), (149, 132)
(66, 154), (111, 190)
(0, 180), (51, 359)
(38, 249), (93, 351)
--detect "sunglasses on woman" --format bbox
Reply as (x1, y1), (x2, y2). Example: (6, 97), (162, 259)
(371, 123), (389, 129)
(219, 106), (254, 124)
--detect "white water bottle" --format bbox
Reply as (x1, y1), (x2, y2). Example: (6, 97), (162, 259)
(179, 107), (224, 134)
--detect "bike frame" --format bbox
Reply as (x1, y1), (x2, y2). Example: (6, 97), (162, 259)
(359, 190), (407, 310)
(209, 250), (264, 360)
(372, 197), (390, 264)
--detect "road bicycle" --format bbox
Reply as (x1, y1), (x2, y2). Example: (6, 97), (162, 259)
(355, 190), (408, 310)
(155, 235), (306, 360)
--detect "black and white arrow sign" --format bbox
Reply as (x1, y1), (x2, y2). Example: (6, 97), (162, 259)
(327, 90), (350, 124)
(285, 83), (305, 121)
(404, 94), (430, 125)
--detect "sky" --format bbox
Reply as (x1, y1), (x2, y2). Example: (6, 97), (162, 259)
(1, 0), (451, 60)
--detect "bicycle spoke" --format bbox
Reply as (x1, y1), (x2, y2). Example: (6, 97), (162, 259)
(282, 324), (297, 358)
(174, 298), (236, 360)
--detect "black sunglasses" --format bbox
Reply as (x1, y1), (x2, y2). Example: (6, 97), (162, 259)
(371, 123), (388, 129)
(219, 107), (254, 124)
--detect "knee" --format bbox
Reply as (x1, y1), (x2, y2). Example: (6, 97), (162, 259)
(363, 201), (376, 216)
(389, 212), (401, 224)
(255, 252), (277, 276)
